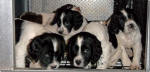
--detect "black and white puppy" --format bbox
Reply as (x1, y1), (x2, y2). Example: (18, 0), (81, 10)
(51, 4), (88, 41)
(15, 4), (79, 68)
(67, 32), (102, 69)
(107, 9), (142, 70)
(25, 33), (65, 69)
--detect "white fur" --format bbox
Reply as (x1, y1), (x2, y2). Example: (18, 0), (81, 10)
(83, 21), (113, 69)
(108, 10), (142, 69)
(15, 21), (48, 68)
(52, 39), (58, 52)
(15, 13), (55, 68)
(74, 37), (84, 67)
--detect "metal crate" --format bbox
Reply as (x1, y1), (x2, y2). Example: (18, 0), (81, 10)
(0, 0), (149, 72)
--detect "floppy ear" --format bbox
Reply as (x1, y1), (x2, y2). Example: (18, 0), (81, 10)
(27, 39), (41, 62)
(67, 37), (76, 62)
(59, 36), (66, 59)
(20, 12), (43, 24)
(91, 39), (102, 65)
(73, 11), (83, 30)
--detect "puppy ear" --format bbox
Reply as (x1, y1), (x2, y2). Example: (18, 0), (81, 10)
(73, 12), (83, 30)
(108, 14), (124, 34)
(59, 36), (66, 59)
(71, 7), (81, 13)
(27, 39), (41, 62)
(20, 12), (43, 24)
(67, 37), (76, 62)
(91, 39), (102, 65)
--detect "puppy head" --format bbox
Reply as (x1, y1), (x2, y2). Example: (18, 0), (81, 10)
(51, 4), (83, 35)
(108, 9), (137, 34)
(27, 33), (65, 69)
(67, 32), (102, 68)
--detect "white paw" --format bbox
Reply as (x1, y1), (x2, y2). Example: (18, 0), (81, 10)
(130, 63), (141, 70)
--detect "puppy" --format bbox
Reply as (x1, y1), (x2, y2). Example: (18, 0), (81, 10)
(50, 4), (88, 41)
(83, 21), (113, 69)
(25, 33), (65, 69)
(15, 4), (78, 68)
(15, 20), (49, 68)
(107, 9), (142, 69)
(67, 32), (102, 69)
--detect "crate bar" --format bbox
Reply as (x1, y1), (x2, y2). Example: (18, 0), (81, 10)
(0, 0), (14, 70)
(146, 1), (150, 72)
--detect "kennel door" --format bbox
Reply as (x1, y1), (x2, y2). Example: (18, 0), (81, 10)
(29, 0), (114, 21)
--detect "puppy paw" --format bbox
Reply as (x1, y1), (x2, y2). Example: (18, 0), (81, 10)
(130, 64), (141, 70)
(96, 65), (107, 69)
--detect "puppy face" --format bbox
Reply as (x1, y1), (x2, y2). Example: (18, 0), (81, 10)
(107, 9), (138, 48)
(108, 9), (137, 34)
(27, 33), (65, 69)
(67, 32), (102, 68)
(51, 4), (83, 35)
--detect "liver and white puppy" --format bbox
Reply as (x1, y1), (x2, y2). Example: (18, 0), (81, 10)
(107, 9), (142, 70)
(83, 22), (113, 69)
(67, 32), (102, 69)
(25, 33), (65, 69)
(50, 4), (88, 42)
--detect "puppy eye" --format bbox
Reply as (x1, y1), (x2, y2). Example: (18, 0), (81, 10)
(84, 49), (88, 53)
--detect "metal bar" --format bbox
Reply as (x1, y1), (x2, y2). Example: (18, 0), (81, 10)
(0, 0), (14, 70)
(146, 1), (150, 72)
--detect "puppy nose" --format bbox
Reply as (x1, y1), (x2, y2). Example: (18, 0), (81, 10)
(129, 24), (134, 28)
(75, 60), (81, 65)
(58, 31), (63, 34)
(51, 65), (57, 69)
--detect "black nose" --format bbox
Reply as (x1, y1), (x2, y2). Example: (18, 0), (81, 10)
(75, 60), (81, 65)
(51, 65), (57, 69)
(58, 31), (63, 34)
(129, 24), (134, 28)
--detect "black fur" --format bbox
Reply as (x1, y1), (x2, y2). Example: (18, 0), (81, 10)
(26, 33), (65, 68)
(15, 19), (23, 43)
(67, 32), (102, 67)
(21, 12), (43, 24)
(53, 4), (74, 13)
(51, 8), (83, 34)
(107, 11), (127, 48)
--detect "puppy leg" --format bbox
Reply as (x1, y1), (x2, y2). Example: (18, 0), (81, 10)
(84, 62), (92, 69)
(130, 42), (142, 70)
(108, 48), (122, 68)
(120, 46), (131, 69)
(30, 61), (41, 68)
(96, 44), (111, 69)
(15, 41), (28, 68)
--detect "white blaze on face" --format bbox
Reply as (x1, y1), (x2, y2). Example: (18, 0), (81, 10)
(74, 36), (84, 67)
(52, 39), (58, 52)
(58, 13), (69, 35)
